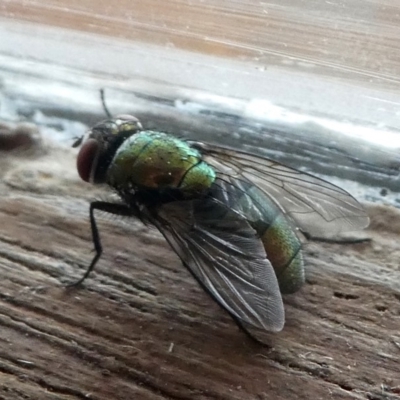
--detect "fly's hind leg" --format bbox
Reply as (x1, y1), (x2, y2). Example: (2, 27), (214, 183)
(68, 201), (136, 287)
(301, 231), (371, 244)
(182, 260), (270, 346)
(230, 315), (272, 347)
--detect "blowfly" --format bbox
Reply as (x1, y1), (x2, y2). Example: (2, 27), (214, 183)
(72, 115), (369, 339)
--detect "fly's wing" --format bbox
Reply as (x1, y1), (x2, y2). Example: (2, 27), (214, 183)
(194, 143), (369, 237)
(151, 197), (285, 332)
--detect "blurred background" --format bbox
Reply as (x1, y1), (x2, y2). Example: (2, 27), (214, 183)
(1, 0), (399, 204)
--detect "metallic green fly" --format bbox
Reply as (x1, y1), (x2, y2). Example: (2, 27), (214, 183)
(73, 115), (369, 340)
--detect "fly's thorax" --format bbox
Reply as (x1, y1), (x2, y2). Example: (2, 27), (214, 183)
(106, 131), (216, 197)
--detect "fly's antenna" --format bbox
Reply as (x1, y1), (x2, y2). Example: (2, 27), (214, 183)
(100, 88), (112, 118)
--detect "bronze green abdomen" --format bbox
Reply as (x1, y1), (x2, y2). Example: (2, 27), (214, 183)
(106, 131), (215, 197)
(238, 185), (304, 294)
(259, 213), (304, 294)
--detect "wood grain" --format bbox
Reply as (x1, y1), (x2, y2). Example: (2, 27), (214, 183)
(0, 124), (399, 400)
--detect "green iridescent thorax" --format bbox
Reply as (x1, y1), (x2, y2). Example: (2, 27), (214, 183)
(106, 131), (216, 197)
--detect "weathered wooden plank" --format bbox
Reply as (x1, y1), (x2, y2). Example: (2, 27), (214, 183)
(0, 123), (399, 400)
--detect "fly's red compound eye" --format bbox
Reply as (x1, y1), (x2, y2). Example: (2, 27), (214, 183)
(76, 138), (99, 182)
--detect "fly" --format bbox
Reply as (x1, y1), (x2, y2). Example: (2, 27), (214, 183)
(72, 115), (369, 341)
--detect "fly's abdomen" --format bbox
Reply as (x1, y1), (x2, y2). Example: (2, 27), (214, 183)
(107, 131), (215, 196)
(238, 185), (305, 294)
(259, 214), (304, 294)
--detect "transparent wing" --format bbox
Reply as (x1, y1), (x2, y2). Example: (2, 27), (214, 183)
(152, 197), (285, 332)
(194, 143), (369, 236)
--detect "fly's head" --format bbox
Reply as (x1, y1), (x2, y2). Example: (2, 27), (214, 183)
(74, 115), (142, 184)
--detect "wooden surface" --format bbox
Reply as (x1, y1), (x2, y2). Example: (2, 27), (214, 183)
(3, 0), (400, 83)
(0, 122), (399, 400)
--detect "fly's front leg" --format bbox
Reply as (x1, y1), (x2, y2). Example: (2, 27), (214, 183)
(68, 201), (135, 287)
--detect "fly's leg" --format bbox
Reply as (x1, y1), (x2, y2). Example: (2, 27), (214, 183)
(180, 260), (269, 346)
(302, 231), (371, 244)
(229, 315), (270, 347)
(100, 88), (112, 118)
(68, 201), (135, 287)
